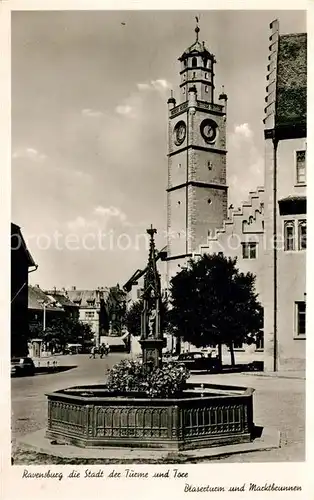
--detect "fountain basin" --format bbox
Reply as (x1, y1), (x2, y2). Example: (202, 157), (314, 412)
(46, 382), (255, 451)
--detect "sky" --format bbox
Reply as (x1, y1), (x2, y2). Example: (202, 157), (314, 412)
(11, 10), (306, 289)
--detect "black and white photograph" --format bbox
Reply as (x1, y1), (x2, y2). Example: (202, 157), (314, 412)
(3, 3), (310, 497)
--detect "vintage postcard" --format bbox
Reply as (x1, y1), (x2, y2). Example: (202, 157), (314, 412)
(1, 0), (312, 498)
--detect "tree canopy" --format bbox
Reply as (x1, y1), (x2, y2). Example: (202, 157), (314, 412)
(169, 254), (263, 362)
(29, 316), (94, 352)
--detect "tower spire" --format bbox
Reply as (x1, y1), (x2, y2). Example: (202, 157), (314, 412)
(195, 16), (200, 42)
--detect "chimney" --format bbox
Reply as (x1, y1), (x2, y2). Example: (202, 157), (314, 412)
(72, 286), (76, 291)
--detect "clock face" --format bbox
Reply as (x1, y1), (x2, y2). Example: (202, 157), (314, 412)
(174, 120), (186, 146)
(201, 119), (218, 143)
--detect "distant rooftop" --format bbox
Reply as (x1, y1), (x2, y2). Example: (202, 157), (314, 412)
(28, 286), (64, 311)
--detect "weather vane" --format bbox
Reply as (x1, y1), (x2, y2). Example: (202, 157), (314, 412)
(195, 15), (200, 41)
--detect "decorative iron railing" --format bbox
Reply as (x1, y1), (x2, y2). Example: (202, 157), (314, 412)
(46, 383), (254, 450)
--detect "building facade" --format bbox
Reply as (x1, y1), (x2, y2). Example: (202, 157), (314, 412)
(11, 223), (38, 357)
(28, 285), (66, 330)
(48, 286), (127, 346)
(57, 287), (110, 346)
(166, 21), (306, 371)
(262, 21), (306, 371)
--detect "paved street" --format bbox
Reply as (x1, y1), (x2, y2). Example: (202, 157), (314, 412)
(192, 372), (305, 462)
(11, 353), (129, 446)
(11, 355), (305, 463)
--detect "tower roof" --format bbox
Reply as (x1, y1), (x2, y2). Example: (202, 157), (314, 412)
(179, 23), (215, 61)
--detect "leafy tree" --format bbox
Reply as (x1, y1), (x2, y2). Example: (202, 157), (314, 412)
(125, 298), (169, 337)
(169, 254), (263, 365)
(29, 316), (94, 352)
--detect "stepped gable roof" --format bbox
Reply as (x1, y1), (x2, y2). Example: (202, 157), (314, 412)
(28, 286), (64, 311)
(276, 32), (307, 128)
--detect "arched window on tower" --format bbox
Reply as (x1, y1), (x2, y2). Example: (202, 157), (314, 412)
(192, 57), (197, 68)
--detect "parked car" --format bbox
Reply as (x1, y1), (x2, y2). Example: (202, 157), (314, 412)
(175, 352), (222, 373)
(248, 360), (264, 372)
(163, 352), (179, 363)
(66, 343), (82, 355)
(11, 357), (35, 377)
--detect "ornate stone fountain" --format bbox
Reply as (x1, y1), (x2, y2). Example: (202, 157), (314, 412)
(45, 227), (255, 451)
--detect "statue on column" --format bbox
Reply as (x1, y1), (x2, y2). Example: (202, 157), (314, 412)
(139, 225), (165, 369)
(148, 308), (157, 337)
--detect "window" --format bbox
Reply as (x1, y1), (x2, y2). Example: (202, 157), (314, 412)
(192, 57), (197, 67)
(284, 221), (295, 251)
(296, 301), (306, 336)
(183, 87), (186, 94)
(296, 150), (306, 184)
(256, 331), (264, 350)
(205, 86), (208, 93)
(205, 73), (208, 79)
(242, 242), (257, 259)
(298, 220), (306, 250)
(284, 220), (306, 251)
(192, 72), (196, 79)
(85, 311), (95, 319)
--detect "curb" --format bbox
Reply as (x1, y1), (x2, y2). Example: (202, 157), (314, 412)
(15, 427), (280, 463)
(239, 372), (305, 380)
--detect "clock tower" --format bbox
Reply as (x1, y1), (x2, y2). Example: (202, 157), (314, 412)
(166, 23), (228, 279)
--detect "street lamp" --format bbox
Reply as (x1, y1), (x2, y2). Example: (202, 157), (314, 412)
(38, 300), (48, 340)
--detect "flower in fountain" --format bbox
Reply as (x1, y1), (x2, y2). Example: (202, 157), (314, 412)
(107, 359), (190, 398)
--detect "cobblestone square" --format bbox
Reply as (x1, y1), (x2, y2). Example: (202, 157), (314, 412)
(11, 354), (305, 463)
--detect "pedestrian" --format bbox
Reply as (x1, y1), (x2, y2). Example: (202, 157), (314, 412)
(90, 345), (96, 359)
(105, 342), (110, 356)
(99, 344), (104, 359)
